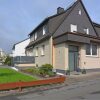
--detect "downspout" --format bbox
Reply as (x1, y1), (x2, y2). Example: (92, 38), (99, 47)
(52, 37), (53, 66)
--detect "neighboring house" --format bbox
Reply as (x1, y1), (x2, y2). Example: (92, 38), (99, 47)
(26, 0), (100, 74)
(12, 38), (35, 67)
(12, 38), (30, 57)
(0, 48), (5, 57)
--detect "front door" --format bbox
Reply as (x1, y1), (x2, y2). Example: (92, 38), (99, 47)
(69, 45), (79, 72)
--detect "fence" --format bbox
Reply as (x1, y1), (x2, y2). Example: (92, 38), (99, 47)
(12, 56), (35, 66)
(0, 76), (66, 91)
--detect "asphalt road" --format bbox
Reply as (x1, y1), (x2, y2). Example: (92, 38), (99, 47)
(0, 77), (100, 100)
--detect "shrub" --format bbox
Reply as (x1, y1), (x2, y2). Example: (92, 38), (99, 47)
(24, 68), (40, 75)
(21, 64), (56, 77)
(32, 68), (40, 75)
(41, 64), (53, 71)
(4, 56), (11, 66)
(39, 64), (53, 76)
(47, 71), (56, 77)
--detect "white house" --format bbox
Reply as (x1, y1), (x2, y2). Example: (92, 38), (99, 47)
(0, 48), (6, 65)
(12, 38), (30, 57)
(0, 48), (5, 57)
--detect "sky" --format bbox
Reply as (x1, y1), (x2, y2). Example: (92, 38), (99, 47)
(0, 0), (100, 53)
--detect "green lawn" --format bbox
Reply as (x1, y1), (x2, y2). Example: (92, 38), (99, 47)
(0, 68), (37, 84)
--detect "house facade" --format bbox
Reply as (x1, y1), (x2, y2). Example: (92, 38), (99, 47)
(12, 38), (30, 57)
(26, 0), (100, 74)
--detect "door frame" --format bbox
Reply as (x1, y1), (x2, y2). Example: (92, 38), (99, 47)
(68, 45), (79, 71)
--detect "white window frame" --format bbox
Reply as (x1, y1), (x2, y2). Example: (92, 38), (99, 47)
(84, 28), (89, 35)
(35, 47), (38, 57)
(41, 45), (45, 56)
(35, 32), (37, 40)
(86, 43), (98, 57)
(43, 26), (46, 35)
(70, 24), (77, 33)
(78, 9), (82, 15)
(30, 34), (35, 41)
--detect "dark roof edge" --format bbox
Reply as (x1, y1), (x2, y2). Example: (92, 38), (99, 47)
(29, 18), (49, 36)
(53, 32), (100, 40)
(26, 35), (51, 49)
(93, 22), (100, 28)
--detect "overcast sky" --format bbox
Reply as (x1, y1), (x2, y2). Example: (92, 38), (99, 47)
(0, 0), (100, 53)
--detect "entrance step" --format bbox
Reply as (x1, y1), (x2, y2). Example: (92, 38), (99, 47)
(70, 71), (82, 75)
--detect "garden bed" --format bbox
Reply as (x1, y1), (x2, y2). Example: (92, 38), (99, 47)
(20, 64), (56, 78)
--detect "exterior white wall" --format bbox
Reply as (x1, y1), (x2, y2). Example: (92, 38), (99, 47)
(54, 42), (100, 72)
(54, 43), (67, 70)
(12, 39), (30, 57)
(32, 38), (52, 67)
(80, 44), (100, 69)
(26, 48), (34, 56)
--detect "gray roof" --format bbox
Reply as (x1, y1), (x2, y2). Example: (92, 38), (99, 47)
(26, 34), (51, 49)
(29, 0), (78, 36)
(27, 0), (100, 49)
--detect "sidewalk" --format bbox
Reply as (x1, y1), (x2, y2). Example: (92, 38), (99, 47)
(66, 72), (100, 85)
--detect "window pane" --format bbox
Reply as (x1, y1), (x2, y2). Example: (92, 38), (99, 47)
(84, 28), (89, 34)
(79, 9), (82, 15)
(35, 33), (37, 40)
(43, 26), (47, 35)
(86, 44), (91, 55)
(92, 44), (97, 55)
(70, 24), (77, 33)
(41, 45), (45, 55)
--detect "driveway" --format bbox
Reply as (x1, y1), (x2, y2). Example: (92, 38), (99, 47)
(0, 73), (100, 100)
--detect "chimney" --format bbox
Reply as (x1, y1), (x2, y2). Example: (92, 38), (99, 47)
(57, 7), (64, 14)
(77, 0), (81, 1)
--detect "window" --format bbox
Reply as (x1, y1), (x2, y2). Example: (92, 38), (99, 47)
(70, 24), (77, 33)
(86, 44), (91, 55)
(35, 47), (38, 56)
(30, 34), (34, 42)
(84, 28), (89, 34)
(92, 44), (97, 55)
(43, 26), (46, 35)
(31, 34), (35, 41)
(86, 43), (97, 56)
(41, 45), (45, 56)
(78, 9), (82, 15)
(35, 32), (37, 40)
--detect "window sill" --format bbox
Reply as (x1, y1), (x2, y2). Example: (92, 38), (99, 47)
(41, 54), (45, 56)
(86, 55), (99, 58)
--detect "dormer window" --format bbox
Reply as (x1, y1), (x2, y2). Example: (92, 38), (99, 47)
(84, 28), (89, 35)
(43, 26), (46, 35)
(70, 24), (77, 33)
(78, 9), (82, 15)
(35, 32), (37, 40)
(31, 34), (35, 42)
